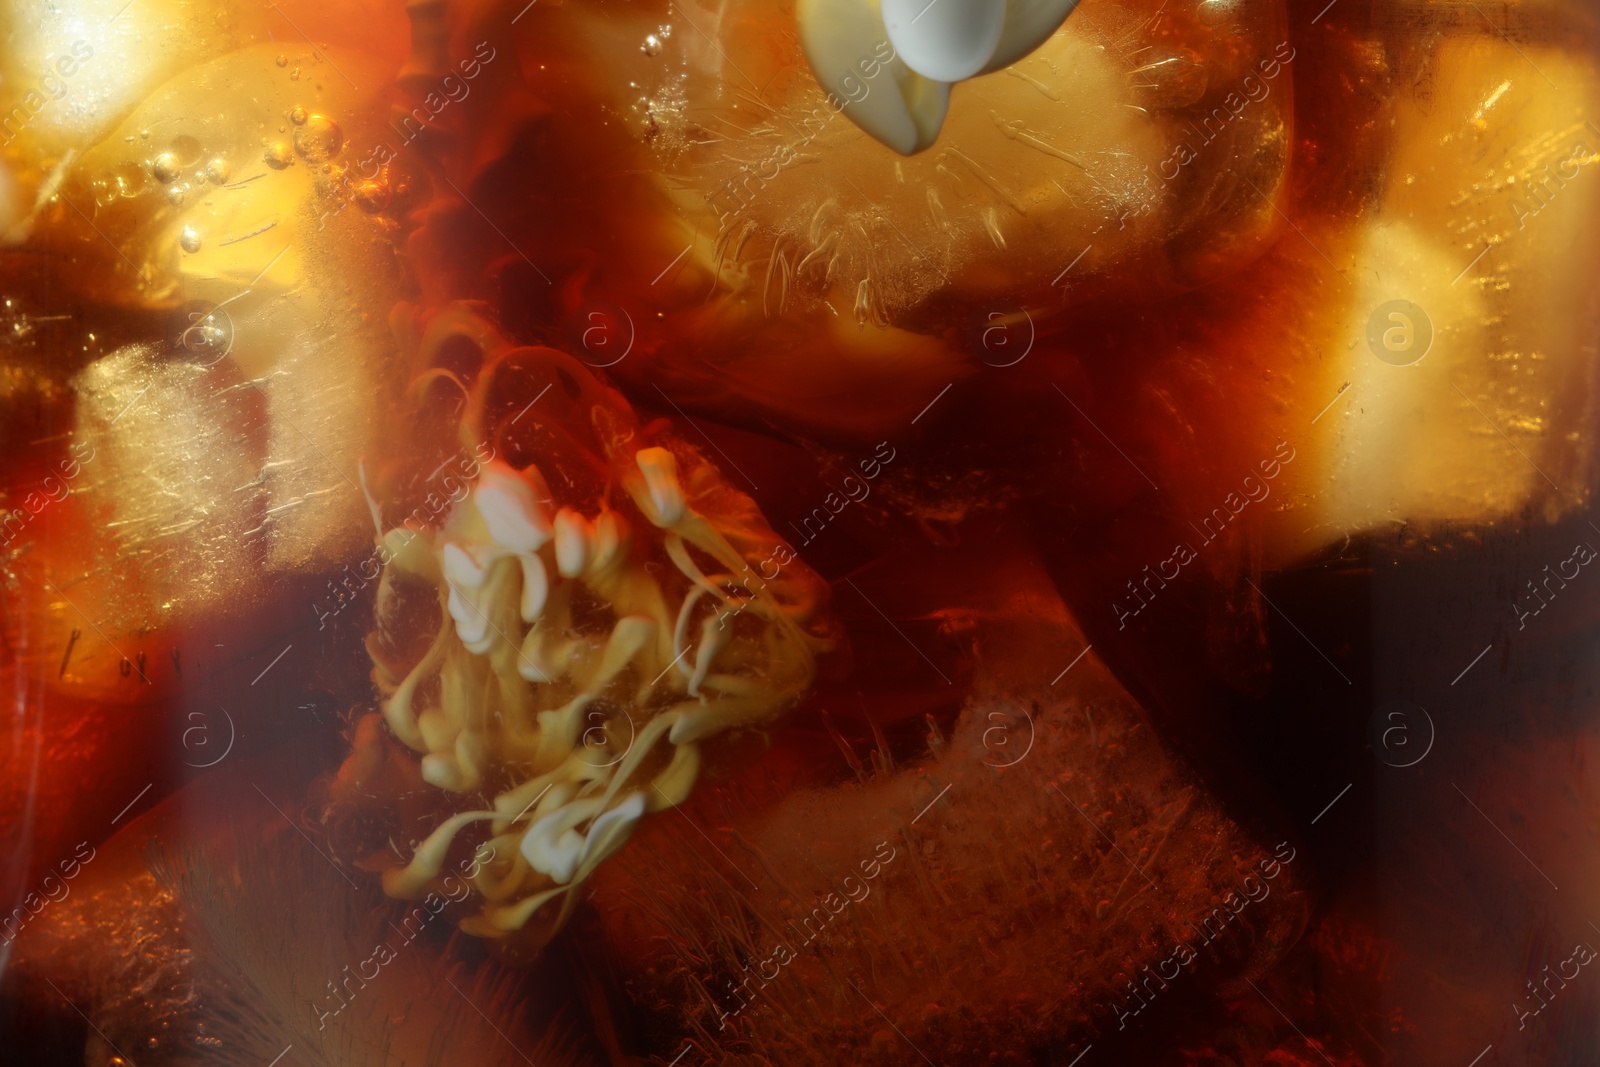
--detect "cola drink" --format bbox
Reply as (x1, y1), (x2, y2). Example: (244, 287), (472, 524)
(2, 0), (1600, 1065)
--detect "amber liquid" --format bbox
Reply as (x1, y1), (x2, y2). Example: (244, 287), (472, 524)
(5, 1), (1600, 1065)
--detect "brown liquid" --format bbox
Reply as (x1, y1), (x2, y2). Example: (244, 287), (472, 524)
(4, 1), (1600, 1065)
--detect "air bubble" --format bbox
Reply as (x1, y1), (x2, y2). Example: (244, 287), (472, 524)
(276, 54), (288, 67)
(180, 227), (202, 253)
(290, 106), (308, 125)
(169, 134), (203, 166)
(205, 157), (232, 184)
(642, 34), (662, 57)
(152, 152), (181, 183)
(293, 115), (344, 163)
(264, 142), (294, 168)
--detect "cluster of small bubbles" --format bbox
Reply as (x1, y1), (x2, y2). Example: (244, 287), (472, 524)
(293, 114), (343, 163)
(179, 226), (202, 253)
(290, 106), (308, 125)
(152, 152), (181, 183)
(264, 142), (294, 168)
(642, 34), (662, 57)
(353, 178), (390, 212)
(5, 298), (29, 339)
(205, 157), (231, 184)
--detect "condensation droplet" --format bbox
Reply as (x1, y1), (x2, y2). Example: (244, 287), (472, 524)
(293, 115), (343, 162)
(179, 227), (202, 253)
(642, 34), (662, 56)
(152, 152), (181, 182)
(205, 157), (232, 184)
(264, 142), (294, 168)
(290, 106), (308, 125)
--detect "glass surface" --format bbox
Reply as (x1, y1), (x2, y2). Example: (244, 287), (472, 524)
(3, 1), (1600, 1064)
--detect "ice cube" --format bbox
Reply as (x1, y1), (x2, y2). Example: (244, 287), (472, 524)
(1302, 29), (1600, 550)
(430, 0), (1294, 441)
